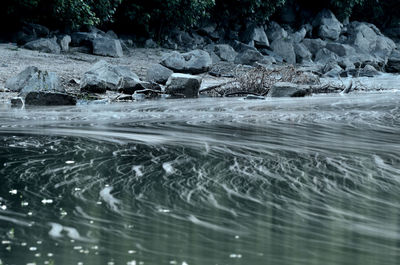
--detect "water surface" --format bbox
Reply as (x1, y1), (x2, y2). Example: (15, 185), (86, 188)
(1, 93), (400, 265)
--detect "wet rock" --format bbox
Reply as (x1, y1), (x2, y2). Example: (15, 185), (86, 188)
(234, 49), (264, 66)
(313, 9), (342, 41)
(59, 35), (71, 52)
(160, 50), (212, 74)
(359, 65), (380, 77)
(25, 92), (76, 106)
(92, 37), (123, 58)
(146, 64), (173, 85)
(80, 60), (143, 93)
(24, 38), (61, 54)
(5, 66), (60, 96)
(386, 50), (400, 73)
(245, 95), (265, 100)
(165, 73), (202, 98)
(267, 82), (311, 97)
(271, 38), (296, 64)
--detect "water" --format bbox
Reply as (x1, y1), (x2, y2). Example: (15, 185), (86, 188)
(0, 92), (400, 265)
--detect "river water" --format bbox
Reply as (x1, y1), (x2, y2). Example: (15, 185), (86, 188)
(0, 92), (400, 265)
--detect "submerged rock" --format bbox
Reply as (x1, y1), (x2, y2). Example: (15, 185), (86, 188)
(25, 92), (76, 106)
(165, 73), (202, 98)
(160, 50), (212, 74)
(267, 82), (311, 97)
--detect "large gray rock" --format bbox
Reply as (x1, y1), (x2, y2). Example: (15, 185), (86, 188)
(302, 38), (326, 57)
(326, 43), (356, 57)
(15, 23), (50, 45)
(165, 73), (202, 98)
(205, 44), (237, 62)
(291, 28), (307, 43)
(70, 32), (97, 47)
(314, 48), (339, 65)
(25, 92), (76, 106)
(146, 64), (173, 85)
(92, 37), (123, 58)
(294, 43), (312, 64)
(267, 82), (310, 97)
(323, 62), (343, 77)
(346, 22), (395, 60)
(271, 38), (296, 64)
(313, 9), (342, 41)
(160, 50), (212, 74)
(80, 60), (143, 93)
(234, 49), (264, 65)
(24, 38), (61, 54)
(385, 50), (400, 73)
(266, 22), (288, 43)
(240, 24), (269, 48)
(5, 66), (60, 96)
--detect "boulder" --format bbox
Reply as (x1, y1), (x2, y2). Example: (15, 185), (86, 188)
(59, 35), (71, 52)
(80, 60), (143, 93)
(326, 43), (356, 57)
(205, 44), (237, 62)
(313, 9), (342, 41)
(5, 66), (60, 96)
(230, 40), (258, 53)
(386, 50), (400, 73)
(302, 38), (326, 57)
(145, 39), (158, 48)
(15, 23), (49, 45)
(160, 50), (212, 74)
(25, 92), (76, 106)
(146, 64), (173, 85)
(314, 48), (339, 65)
(70, 32), (97, 47)
(266, 22), (288, 43)
(234, 49), (264, 65)
(105, 30), (118, 39)
(267, 82), (311, 97)
(240, 24), (269, 48)
(359, 65), (380, 77)
(24, 38), (61, 54)
(294, 43), (312, 64)
(291, 28), (307, 43)
(92, 37), (123, 58)
(165, 73), (202, 98)
(271, 38), (296, 64)
(323, 62), (343, 77)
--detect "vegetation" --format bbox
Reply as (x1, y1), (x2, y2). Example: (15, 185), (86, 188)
(1, 0), (399, 35)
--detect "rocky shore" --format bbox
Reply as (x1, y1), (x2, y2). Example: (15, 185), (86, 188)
(1, 8), (400, 106)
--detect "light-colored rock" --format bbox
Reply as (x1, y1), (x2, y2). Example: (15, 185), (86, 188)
(92, 37), (123, 58)
(160, 50), (212, 74)
(313, 9), (342, 41)
(146, 64), (173, 85)
(24, 38), (61, 54)
(60, 35), (71, 52)
(165, 73), (202, 98)
(294, 43), (312, 64)
(5, 66), (60, 96)
(271, 38), (296, 64)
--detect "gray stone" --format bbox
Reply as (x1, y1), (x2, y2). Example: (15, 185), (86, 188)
(359, 65), (380, 77)
(92, 38), (123, 57)
(59, 35), (71, 52)
(240, 24), (269, 48)
(205, 44), (237, 62)
(25, 92), (76, 106)
(313, 9), (342, 41)
(323, 62), (343, 77)
(326, 43), (356, 57)
(266, 22), (288, 42)
(105, 30), (118, 39)
(146, 64), (173, 85)
(267, 82), (311, 97)
(291, 28), (307, 43)
(10, 97), (24, 107)
(271, 38), (296, 64)
(294, 43), (312, 64)
(386, 50), (400, 73)
(70, 32), (97, 47)
(145, 39), (158, 48)
(165, 73), (202, 98)
(80, 60), (143, 93)
(314, 48), (339, 65)
(230, 40), (258, 53)
(24, 38), (61, 54)
(234, 49), (264, 65)
(302, 38), (326, 57)
(5, 66), (60, 96)
(160, 50), (212, 74)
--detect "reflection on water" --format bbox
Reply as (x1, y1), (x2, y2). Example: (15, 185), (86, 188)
(0, 93), (400, 265)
